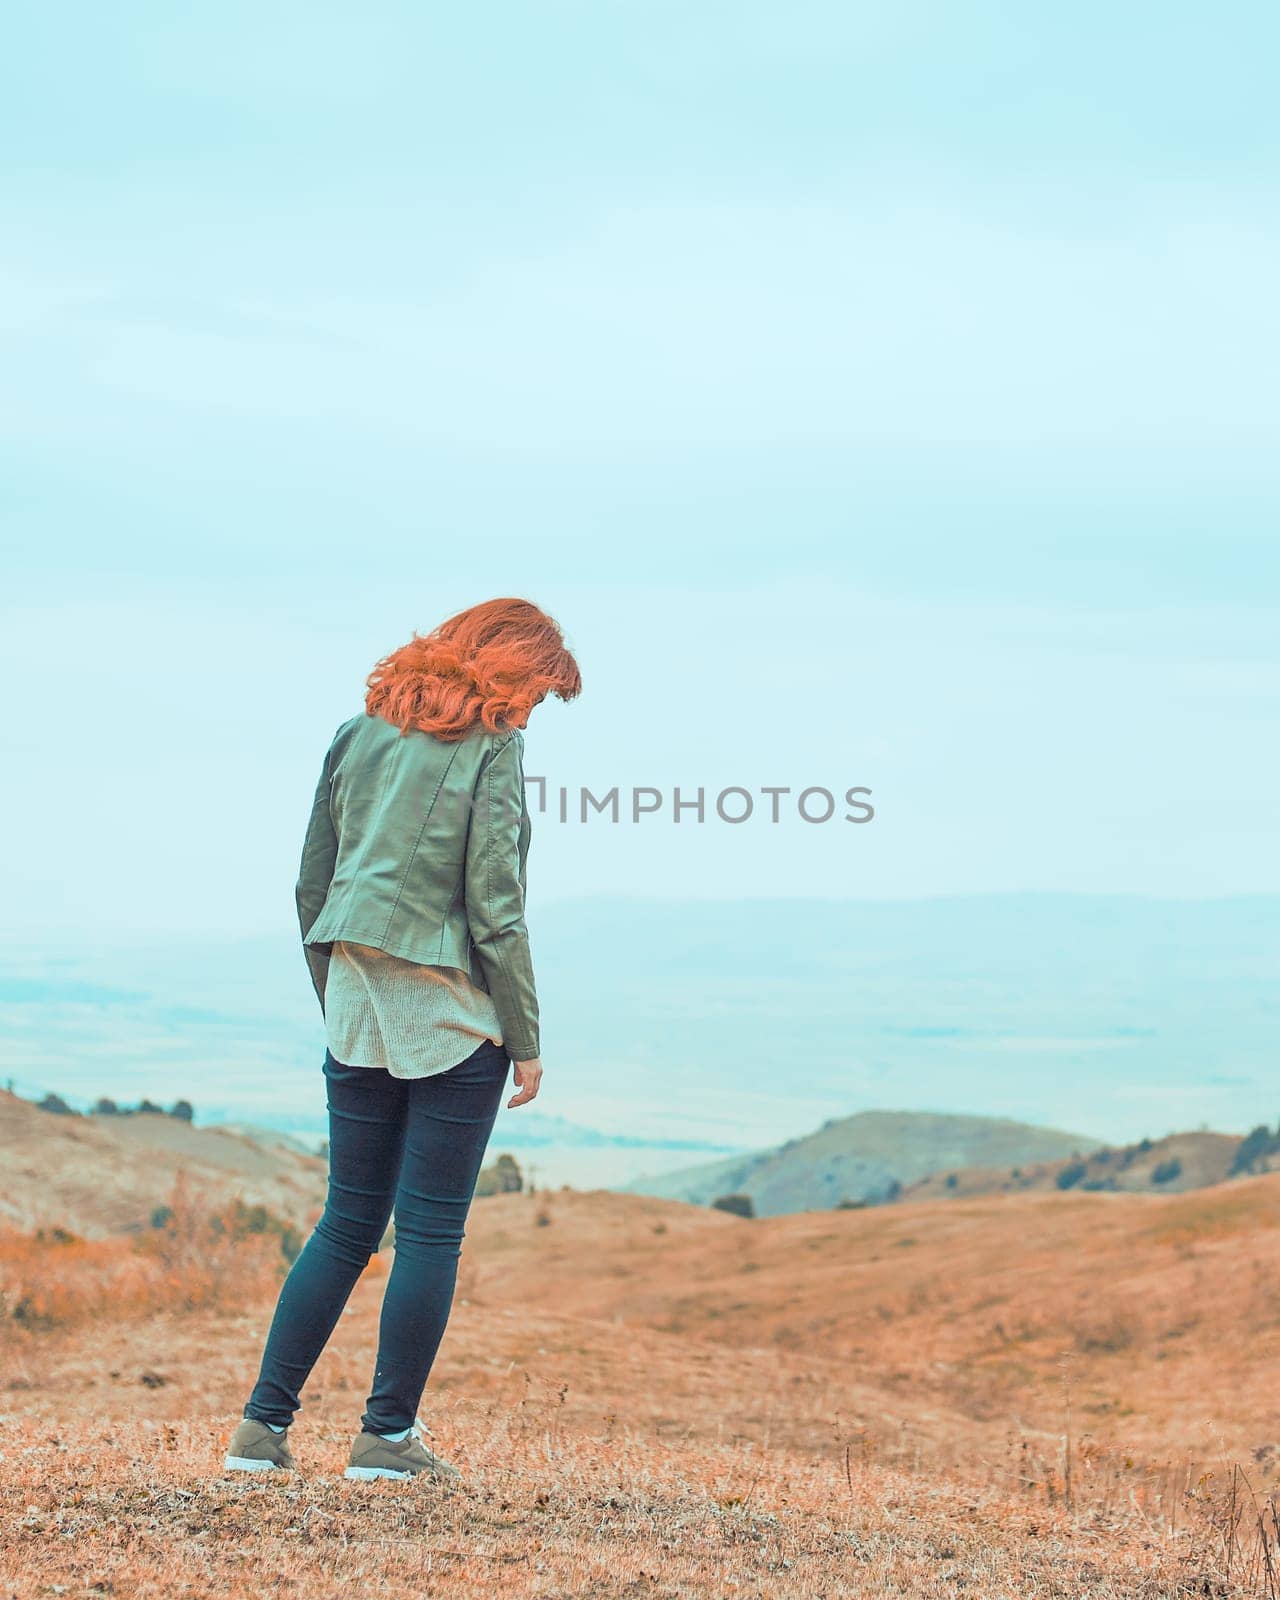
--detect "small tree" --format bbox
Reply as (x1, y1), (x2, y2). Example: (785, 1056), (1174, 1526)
(1152, 1157), (1182, 1185)
(711, 1193), (755, 1219)
(1056, 1161), (1087, 1191)
(169, 1099), (195, 1123)
(37, 1092), (76, 1116)
(493, 1152), (523, 1192)
(92, 1096), (119, 1115)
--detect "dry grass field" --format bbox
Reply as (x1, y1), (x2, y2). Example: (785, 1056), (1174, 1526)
(5, 1171), (1280, 1596)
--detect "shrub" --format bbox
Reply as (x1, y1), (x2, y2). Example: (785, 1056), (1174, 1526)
(210, 1197), (303, 1261)
(92, 1097), (119, 1115)
(1075, 1309), (1140, 1353)
(1230, 1124), (1280, 1176)
(169, 1099), (195, 1123)
(1152, 1157), (1182, 1185)
(475, 1152), (524, 1198)
(37, 1093), (76, 1116)
(835, 1197), (867, 1210)
(132, 1174), (302, 1296)
(711, 1193), (755, 1219)
(1056, 1161), (1087, 1191)
(1, 1173), (299, 1336)
(944, 1173), (959, 1189)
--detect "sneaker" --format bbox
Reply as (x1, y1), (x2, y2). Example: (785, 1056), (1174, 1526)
(344, 1418), (461, 1483)
(223, 1418), (297, 1474)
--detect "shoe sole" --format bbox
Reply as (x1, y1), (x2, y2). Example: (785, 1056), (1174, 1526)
(224, 1455), (292, 1473)
(344, 1464), (461, 1482)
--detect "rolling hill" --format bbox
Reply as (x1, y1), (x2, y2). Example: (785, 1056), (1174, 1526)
(622, 1107), (1100, 1214)
(0, 1089), (327, 1237)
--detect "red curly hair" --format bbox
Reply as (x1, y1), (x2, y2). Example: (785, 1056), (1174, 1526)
(365, 598), (582, 741)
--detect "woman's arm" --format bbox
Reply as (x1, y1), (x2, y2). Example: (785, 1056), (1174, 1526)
(464, 730), (541, 1065)
(295, 744), (339, 1014)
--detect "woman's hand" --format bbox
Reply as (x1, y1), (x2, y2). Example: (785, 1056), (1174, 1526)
(507, 1057), (542, 1109)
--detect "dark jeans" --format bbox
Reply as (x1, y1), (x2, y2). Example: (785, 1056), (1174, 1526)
(243, 1038), (510, 1435)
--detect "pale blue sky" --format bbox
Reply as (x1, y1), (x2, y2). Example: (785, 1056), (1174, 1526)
(2, 3), (1277, 938)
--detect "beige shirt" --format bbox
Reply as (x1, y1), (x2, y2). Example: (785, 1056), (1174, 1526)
(324, 940), (504, 1080)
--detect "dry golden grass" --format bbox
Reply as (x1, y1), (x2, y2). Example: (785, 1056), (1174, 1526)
(6, 1174), (1280, 1595)
(461, 1180), (1280, 1481)
(0, 1298), (1230, 1599)
(0, 1173), (327, 1336)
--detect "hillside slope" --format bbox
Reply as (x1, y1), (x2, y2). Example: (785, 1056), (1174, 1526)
(622, 1107), (1098, 1214)
(469, 1173), (1280, 1477)
(0, 1090), (326, 1236)
(6, 1178), (1272, 1596)
(901, 1128), (1250, 1200)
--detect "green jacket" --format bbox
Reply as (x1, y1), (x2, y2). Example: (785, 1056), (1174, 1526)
(296, 711), (539, 1061)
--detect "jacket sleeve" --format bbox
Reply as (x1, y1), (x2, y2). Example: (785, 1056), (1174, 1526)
(464, 730), (540, 1061)
(295, 742), (339, 1016)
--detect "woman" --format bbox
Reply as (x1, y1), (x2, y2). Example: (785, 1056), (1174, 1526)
(223, 597), (581, 1482)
